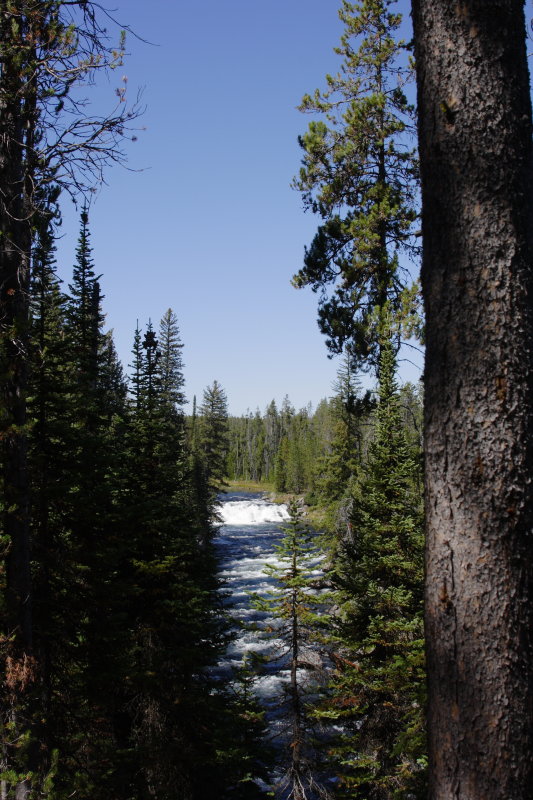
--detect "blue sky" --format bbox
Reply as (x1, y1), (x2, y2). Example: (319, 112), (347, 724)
(55, 0), (421, 415)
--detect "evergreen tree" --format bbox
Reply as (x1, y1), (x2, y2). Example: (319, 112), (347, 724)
(274, 434), (290, 493)
(227, 415), (247, 480)
(98, 330), (128, 420)
(274, 397), (295, 492)
(141, 320), (159, 411)
(292, 0), (420, 371)
(285, 408), (314, 494)
(226, 397), (340, 496)
(128, 321), (146, 411)
(253, 502), (330, 800)
(325, 341), (426, 798)
(157, 308), (185, 411)
(207, 654), (274, 800)
(249, 410), (266, 482)
(119, 315), (229, 798)
(198, 380), (230, 500)
(314, 354), (369, 504)
(27, 216), (74, 784)
(58, 214), (129, 797)
(68, 207), (102, 386)
(280, 395), (295, 439)
(264, 400), (281, 480)
(0, 8), (139, 790)
(25, 212), (134, 798)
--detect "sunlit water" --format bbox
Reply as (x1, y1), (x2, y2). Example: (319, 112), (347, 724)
(213, 491), (331, 797)
(214, 492), (292, 707)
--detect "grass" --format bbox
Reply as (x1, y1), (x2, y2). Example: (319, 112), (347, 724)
(225, 478), (275, 494)
(224, 479), (302, 509)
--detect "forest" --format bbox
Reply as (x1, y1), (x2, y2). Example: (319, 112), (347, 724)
(1, 1), (533, 799)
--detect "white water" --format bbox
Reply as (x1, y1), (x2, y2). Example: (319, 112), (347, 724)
(214, 493), (291, 704)
(214, 492), (324, 698)
(213, 492), (331, 797)
(217, 497), (290, 526)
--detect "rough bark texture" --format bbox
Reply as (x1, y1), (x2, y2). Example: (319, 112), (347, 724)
(0, 1), (34, 655)
(1, 8), (37, 798)
(411, 1), (533, 797)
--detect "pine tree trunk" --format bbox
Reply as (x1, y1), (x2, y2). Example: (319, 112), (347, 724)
(0, 3), (34, 658)
(0, 10), (38, 799)
(289, 553), (303, 800)
(412, 1), (533, 797)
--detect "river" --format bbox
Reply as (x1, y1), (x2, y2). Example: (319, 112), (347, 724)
(214, 491), (331, 798)
(214, 491), (291, 707)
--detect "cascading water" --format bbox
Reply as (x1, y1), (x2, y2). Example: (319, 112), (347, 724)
(214, 492), (291, 705)
(218, 496), (290, 526)
(214, 492), (332, 799)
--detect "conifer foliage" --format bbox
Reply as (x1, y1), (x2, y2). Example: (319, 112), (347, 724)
(227, 398), (334, 496)
(0, 2), (437, 797)
(292, 0), (420, 370)
(1, 208), (244, 799)
(226, 382), (372, 504)
(0, 4), (140, 792)
(197, 380), (230, 501)
(253, 502), (330, 800)
(2, 217), (429, 799)
(325, 342), (426, 798)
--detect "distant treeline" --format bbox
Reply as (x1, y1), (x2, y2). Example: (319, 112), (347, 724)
(226, 362), (423, 501)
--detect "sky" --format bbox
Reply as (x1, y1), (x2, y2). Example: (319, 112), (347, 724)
(54, 0), (421, 416)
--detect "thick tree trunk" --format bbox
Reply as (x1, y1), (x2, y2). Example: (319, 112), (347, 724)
(0, 1), (34, 659)
(1, 9), (37, 799)
(412, 1), (533, 797)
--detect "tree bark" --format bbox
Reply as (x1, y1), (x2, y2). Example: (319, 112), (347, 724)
(1, 8), (39, 798)
(411, 1), (533, 797)
(0, 0), (34, 658)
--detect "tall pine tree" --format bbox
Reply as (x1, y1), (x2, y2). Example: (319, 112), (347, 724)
(325, 341), (426, 798)
(198, 380), (230, 502)
(293, 0), (420, 371)
(253, 502), (330, 800)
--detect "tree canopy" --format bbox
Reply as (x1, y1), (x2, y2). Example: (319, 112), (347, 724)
(293, 0), (421, 371)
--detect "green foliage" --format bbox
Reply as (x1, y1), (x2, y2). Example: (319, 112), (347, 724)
(128, 321), (145, 410)
(311, 353), (373, 506)
(252, 502), (331, 799)
(227, 396), (340, 497)
(15, 212), (241, 799)
(5, 209), (427, 799)
(116, 312), (233, 799)
(0, 6), (431, 789)
(292, 0), (421, 371)
(0, 5), (241, 798)
(67, 206), (102, 381)
(226, 370), (377, 513)
(324, 342), (426, 798)
(197, 380), (230, 501)
(26, 210), (135, 797)
(157, 308), (185, 410)
(206, 654), (274, 799)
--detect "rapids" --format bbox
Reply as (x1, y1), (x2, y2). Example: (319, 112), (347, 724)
(213, 491), (292, 704)
(213, 491), (331, 797)
(218, 496), (290, 526)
